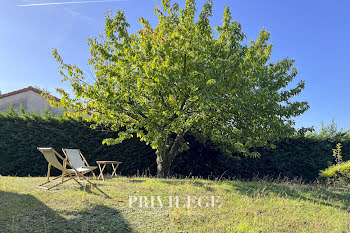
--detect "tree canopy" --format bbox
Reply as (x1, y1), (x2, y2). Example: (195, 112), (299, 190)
(50, 0), (309, 177)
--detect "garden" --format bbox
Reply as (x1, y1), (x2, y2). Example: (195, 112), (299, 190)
(1, 0), (350, 232)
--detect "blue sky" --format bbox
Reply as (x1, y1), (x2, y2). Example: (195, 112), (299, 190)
(0, 0), (349, 130)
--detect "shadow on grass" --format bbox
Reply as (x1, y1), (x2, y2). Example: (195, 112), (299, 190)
(229, 181), (350, 211)
(79, 184), (112, 199)
(0, 191), (133, 233)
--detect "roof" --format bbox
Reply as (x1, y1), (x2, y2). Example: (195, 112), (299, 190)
(0, 86), (60, 102)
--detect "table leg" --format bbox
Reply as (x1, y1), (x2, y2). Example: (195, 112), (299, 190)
(111, 163), (120, 178)
(98, 164), (107, 181)
(97, 164), (102, 180)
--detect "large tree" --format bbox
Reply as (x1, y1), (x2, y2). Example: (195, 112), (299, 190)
(50, 0), (309, 177)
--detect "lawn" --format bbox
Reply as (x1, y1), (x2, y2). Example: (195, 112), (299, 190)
(0, 176), (349, 232)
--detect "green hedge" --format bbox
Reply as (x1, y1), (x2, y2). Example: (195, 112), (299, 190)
(0, 111), (349, 181)
(165, 131), (350, 181)
(0, 113), (156, 176)
(171, 136), (350, 181)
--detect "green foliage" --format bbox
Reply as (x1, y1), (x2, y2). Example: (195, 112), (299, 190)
(319, 161), (350, 184)
(305, 119), (347, 141)
(0, 109), (156, 176)
(5, 104), (19, 117)
(172, 135), (350, 182)
(318, 138), (349, 185)
(2, 106), (349, 182)
(332, 143), (342, 164)
(50, 0), (309, 176)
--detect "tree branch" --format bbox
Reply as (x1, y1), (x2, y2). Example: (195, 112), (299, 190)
(168, 130), (188, 159)
(183, 53), (187, 75)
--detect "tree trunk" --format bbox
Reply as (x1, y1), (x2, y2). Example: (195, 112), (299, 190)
(156, 132), (186, 178)
(156, 150), (173, 178)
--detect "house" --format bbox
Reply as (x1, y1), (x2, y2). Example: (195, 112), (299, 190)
(0, 86), (63, 115)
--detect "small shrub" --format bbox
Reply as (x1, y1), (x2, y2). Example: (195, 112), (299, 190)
(319, 161), (350, 184)
(332, 143), (342, 164)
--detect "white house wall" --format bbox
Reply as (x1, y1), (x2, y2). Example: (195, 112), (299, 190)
(0, 90), (63, 115)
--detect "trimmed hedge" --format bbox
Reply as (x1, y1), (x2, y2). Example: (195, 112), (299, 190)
(0, 113), (156, 176)
(173, 136), (350, 181)
(0, 111), (349, 181)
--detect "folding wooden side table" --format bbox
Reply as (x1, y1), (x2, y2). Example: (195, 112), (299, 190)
(96, 161), (122, 181)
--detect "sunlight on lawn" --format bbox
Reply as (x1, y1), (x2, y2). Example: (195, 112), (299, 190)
(0, 176), (349, 232)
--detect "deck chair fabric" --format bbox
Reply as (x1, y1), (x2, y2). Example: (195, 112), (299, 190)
(40, 147), (65, 171)
(37, 147), (94, 190)
(63, 149), (85, 168)
(62, 149), (97, 179)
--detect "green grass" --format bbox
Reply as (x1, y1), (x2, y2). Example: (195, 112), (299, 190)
(0, 175), (349, 232)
